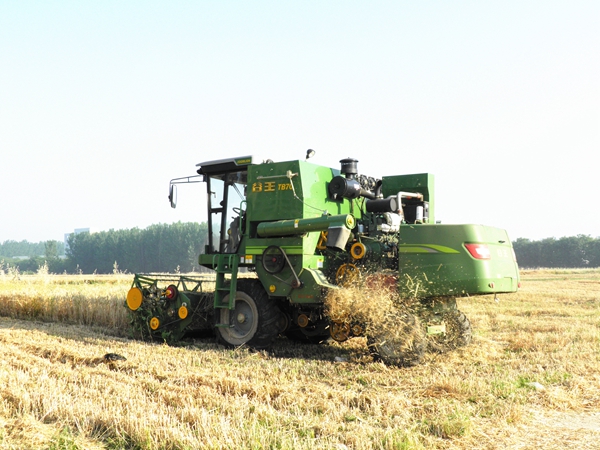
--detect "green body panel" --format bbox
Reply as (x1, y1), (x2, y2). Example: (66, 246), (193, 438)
(239, 160), (356, 299)
(253, 251), (327, 298)
(382, 173), (435, 223)
(245, 243), (304, 255)
(247, 160), (345, 221)
(289, 268), (337, 304)
(397, 224), (520, 298)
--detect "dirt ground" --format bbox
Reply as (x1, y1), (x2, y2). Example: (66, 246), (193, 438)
(494, 410), (600, 449)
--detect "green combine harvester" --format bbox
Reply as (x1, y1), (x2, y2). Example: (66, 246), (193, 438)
(126, 152), (519, 366)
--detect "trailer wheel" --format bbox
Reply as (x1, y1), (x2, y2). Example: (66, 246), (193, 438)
(427, 309), (472, 353)
(215, 280), (279, 350)
(367, 312), (426, 367)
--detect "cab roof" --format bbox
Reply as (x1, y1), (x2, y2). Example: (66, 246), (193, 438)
(196, 156), (253, 175)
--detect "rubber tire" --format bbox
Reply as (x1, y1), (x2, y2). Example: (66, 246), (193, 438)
(215, 280), (279, 350)
(367, 312), (426, 367)
(427, 309), (472, 353)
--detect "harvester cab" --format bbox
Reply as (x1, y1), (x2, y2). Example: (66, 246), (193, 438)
(195, 156), (251, 255)
(127, 153), (520, 366)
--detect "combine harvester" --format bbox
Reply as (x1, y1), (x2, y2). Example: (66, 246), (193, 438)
(126, 152), (519, 365)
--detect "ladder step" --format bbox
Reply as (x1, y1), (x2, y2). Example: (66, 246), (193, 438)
(213, 254), (239, 309)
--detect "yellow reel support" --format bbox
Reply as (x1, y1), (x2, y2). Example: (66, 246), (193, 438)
(330, 321), (351, 342)
(335, 263), (360, 286)
(126, 287), (143, 311)
(149, 317), (160, 330)
(297, 314), (309, 328)
(316, 231), (328, 250)
(178, 305), (188, 320)
(351, 324), (364, 337)
(350, 242), (366, 260)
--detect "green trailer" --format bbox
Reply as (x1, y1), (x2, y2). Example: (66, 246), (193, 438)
(127, 152), (519, 365)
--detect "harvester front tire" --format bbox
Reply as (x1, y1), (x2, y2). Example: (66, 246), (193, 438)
(427, 309), (472, 353)
(367, 312), (426, 367)
(215, 280), (279, 351)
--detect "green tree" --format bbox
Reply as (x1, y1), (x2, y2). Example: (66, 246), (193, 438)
(513, 235), (600, 268)
(65, 222), (209, 274)
(44, 241), (58, 260)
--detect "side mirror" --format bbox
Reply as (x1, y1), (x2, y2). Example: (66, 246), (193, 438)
(168, 184), (177, 208)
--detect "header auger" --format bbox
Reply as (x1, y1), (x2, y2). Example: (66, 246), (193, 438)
(126, 152), (519, 366)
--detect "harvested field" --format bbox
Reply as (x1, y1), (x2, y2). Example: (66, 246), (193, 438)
(0, 269), (599, 449)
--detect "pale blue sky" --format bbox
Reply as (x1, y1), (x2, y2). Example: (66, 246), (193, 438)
(1, 1), (598, 243)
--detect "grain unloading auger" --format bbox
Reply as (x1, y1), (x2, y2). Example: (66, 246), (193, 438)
(126, 152), (520, 366)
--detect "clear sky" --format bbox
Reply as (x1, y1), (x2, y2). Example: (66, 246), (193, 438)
(1, 1), (598, 243)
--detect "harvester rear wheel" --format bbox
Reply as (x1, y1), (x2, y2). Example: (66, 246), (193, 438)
(367, 312), (426, 367)
(427, 310), (472, 353)
(215, 280), (279, 350)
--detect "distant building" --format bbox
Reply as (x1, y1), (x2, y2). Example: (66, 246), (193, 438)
(64, 228), (92, 252)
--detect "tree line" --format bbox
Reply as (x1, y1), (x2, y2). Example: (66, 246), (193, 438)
(2, 227), (599, 274)
(1, 222), (208, 274)
(0, 240), (65, 259)
(512, 235), (600, 268)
